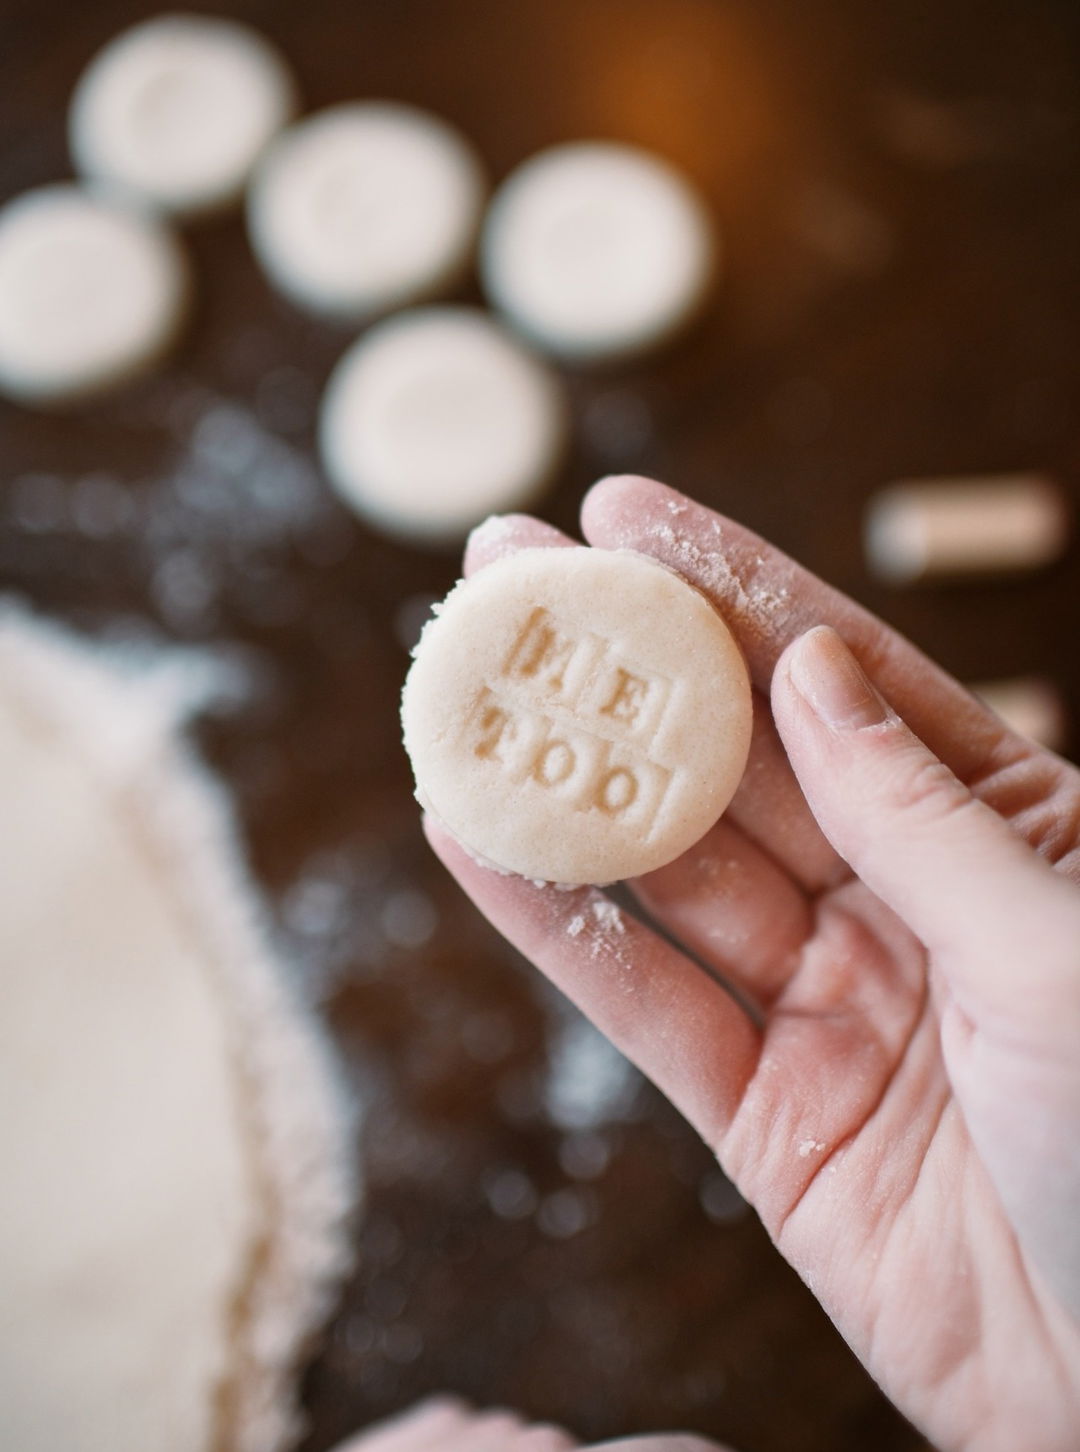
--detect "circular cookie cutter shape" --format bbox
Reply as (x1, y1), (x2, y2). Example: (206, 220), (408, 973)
(69, 14), (297, 217)
(247, 102), (487, 320)
(402, 547), (753, 884)
(0, 185), (189, 406)
(319, 307), (566, 544)
(481, 141), (717, 363)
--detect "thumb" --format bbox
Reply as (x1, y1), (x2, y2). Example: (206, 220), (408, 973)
(771, 625), (1080, 1042)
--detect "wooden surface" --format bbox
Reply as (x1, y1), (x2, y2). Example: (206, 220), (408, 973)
(2, 1), (1079, 1447)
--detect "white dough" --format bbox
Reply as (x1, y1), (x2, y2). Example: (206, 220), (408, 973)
(319, 307), (566, 543)
(402, 547), (753, 884)
(0, 609), (356, 1452)
(70, 14), (297, 216)
(0, 185), (189, 405)
(247, 102), (486, 319)
(481, 141), (717, 363)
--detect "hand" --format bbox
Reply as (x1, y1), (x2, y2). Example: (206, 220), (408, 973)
(424, 476), (1080, 1452)
(336, 1395), (728, 1451)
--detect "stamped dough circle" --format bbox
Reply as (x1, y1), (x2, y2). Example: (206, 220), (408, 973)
(319, 307), (565, 543)
(481, 141), (716, 363)
(248, 102), (486, 319)
(0, 185), (189, 405)
(402, 547), (752, 883)
(70, 14), (296, 216)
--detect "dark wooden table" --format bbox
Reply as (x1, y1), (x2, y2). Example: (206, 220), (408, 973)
(3, 1), (1078, 1447)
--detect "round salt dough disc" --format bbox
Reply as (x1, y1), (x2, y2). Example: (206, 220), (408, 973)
(0, 185), (189, 406)
(402, 547), (752, 883)
(69, 14), (297, 216)
(319, 307), (565, 544)
(480, 141), (717, 363)
(247, 102), (486, 320)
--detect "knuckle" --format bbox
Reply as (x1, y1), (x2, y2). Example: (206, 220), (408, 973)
(885, 745), (968, 825)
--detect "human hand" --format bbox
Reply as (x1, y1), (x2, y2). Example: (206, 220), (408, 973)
(336, 1394), (728, 1450)
(424, 476), (1080, 1452)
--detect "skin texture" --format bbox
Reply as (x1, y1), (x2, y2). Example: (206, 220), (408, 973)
(416, 477), (1080, 1452)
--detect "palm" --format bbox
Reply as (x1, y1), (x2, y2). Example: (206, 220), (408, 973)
(428, 478), (1080, 1451)
(721, 859), (1077, 1450)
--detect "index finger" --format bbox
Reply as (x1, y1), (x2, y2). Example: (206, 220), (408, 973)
(581, 474), (1043, 788)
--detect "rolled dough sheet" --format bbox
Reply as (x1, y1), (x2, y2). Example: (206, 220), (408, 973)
(0, 607), (357, 1452)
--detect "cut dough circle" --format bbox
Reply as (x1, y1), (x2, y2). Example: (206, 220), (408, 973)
(481, 141), (717, 363)
(70, 14), (297, 216)
(319, 306), (566, 544)
(0, 185), (189, 406)
(402, 547), (752, 884)
(247, 102), (486, 320)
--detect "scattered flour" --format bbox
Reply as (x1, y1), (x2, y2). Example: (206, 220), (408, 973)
(590, 897), (625, 934)
(641, 519), (794, 640)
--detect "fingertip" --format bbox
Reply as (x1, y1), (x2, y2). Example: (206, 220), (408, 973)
(771, 624), (843, 703)
(463, 512), (575, 575)
(580, 472), (674, 543)
(420, 809), (460, 863)
(583, 476), (659, 540)
(772, 623), (834, 683)
(421, 809), (512, 887)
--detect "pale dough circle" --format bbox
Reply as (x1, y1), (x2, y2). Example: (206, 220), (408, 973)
(480, 141), (717, 363)
(0, 185), (189, 406)
(69, 14), (297, 216)
(247, 102), (486, 320)
(319, 307), (566, 544)
(402, 547), (753, 884)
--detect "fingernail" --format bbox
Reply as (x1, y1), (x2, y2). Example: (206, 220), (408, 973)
(788, 626), (890, 730)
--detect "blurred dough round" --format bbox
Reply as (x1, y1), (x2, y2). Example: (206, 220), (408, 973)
(402, 547), (752, 883)
(0, 185), (189, 405)
(481, 141), (716, 362)
(319, 307), (565, 544)
(248, 102), (486, 319)
(69, 14), (296, 216)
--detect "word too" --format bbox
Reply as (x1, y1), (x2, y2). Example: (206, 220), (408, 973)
(461, 606), (675, 830)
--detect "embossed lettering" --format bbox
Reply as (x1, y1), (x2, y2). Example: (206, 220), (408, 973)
(595, 765), (638, 814)
(460, 606), (680, 837)
(531, 738), (576, 786)
(473, 700), (516, 761)
(600, 668), (650, 727)
(503, 608), (578, 695)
